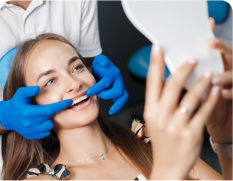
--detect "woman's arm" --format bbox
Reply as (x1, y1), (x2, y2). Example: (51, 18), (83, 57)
(217, 155), (232, 180)
(189, 157), (223, 180)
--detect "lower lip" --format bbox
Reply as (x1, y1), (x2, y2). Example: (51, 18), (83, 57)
(68, 96), (92, 112)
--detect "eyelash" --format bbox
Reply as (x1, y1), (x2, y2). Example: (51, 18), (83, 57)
(44, 65), (84, 86)
(73, 64), (84, 72)
(45, 78), (56, 86)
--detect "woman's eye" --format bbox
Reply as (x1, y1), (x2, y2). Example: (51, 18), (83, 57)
(45, 79), (55, 86)
(73, 65), (84, 72)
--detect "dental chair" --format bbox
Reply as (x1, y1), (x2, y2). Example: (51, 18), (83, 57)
(0, 47), (18, 91)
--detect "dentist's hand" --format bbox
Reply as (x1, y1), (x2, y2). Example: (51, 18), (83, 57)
(86, 55), (129, 115)
(0, 86), (72, 140)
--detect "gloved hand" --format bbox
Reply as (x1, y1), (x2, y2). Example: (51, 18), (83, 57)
(86, 55), (129, 115)
(0, 86), (72, 140)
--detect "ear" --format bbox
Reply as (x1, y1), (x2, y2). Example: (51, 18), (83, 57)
(209, 17), (215, 33)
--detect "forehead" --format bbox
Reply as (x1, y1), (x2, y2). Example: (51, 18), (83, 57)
(25, 40), (78, 86)
(27, 40), (77, 65)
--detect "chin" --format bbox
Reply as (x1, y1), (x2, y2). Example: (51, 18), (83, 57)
(52, 96), (100, 129)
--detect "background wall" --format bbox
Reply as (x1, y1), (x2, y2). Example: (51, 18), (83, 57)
(98, 1), (149, 116)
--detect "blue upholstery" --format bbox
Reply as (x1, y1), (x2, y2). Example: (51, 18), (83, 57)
(208, 0), (229, 24)
(128, 45), (170, 81)
(0, 47), (18, 90)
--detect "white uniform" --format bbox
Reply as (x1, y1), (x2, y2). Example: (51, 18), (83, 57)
(0, 0), (102, 98)
(0, 0), (102, 176)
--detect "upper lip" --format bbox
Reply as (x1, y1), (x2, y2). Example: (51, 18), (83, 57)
(70, 91), (87, 101)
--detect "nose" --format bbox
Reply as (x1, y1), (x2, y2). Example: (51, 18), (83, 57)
(64, 75), (82, 94)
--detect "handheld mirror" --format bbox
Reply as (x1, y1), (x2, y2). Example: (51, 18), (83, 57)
(122, 0), (223, 89)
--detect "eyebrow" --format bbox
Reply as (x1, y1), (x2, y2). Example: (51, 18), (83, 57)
(36, 69), (56, 83)
(36, 56), (80, 83)
(68, 56), (80, 66)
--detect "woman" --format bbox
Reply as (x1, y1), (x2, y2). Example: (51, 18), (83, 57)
(0, 0), (128, 144)
(2, 33), (231, 180)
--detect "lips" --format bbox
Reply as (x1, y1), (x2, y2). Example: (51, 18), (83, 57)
(70, 91), (87, 101)
(67, 96), (92, 112)
(67, 96), (90, 109)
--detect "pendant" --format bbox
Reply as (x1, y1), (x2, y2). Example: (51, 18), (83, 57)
(101, 154), (105, 161)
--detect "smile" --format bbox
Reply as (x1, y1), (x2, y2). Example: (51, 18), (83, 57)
(71, 95), (89, 106)
(67, 96), (92, 112)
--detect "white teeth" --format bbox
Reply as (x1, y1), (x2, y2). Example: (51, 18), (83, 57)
(72, 95), (88, 106)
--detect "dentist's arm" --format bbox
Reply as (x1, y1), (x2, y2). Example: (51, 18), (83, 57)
(0, 86), (72, 140)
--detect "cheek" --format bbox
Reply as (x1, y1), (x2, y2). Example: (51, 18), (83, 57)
(85, 72), (96, 87)
(35, 88), (63, 105)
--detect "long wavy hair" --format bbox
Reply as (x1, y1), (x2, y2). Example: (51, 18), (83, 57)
(2, 33), (153, 180)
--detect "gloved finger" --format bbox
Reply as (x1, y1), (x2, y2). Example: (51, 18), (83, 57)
(93, 54), (109, 68)
(96, 80), (124, 100)
(12, 119), (53, 140)
(11, 113), (50, 130)
(32, 99), (72, 117)
(32, 120), (54, 134)
(97, 87), (124, 100)
(26, 131), (51, 140)
(15, 86), (40, 102)
(108, 90), (129, 115)
(86, 76), (115, 97)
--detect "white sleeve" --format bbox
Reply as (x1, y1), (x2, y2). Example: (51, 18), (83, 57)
(0, 8), (20, 60)
(78, 0), (102, 58)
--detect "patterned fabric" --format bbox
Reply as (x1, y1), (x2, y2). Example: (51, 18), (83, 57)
(26, 163), (70, 180)
(134, 174), (147, 181)
(131, 118), (151, 145)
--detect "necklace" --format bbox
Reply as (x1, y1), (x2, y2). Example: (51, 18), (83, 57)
(59, 140), (112, 162)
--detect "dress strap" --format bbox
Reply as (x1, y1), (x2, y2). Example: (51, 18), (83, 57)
(134, 173), (148, 180)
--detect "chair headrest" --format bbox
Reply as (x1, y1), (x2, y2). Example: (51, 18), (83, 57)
(208, 1), (229, 24)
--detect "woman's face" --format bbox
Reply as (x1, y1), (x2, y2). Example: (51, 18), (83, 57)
(25, 40), (99, 129)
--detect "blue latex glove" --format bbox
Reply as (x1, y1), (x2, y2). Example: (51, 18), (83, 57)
(86, 55), (129, 115)
(0, 86), (72, 140)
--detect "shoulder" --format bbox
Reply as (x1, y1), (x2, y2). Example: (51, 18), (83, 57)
(23, 174), (57, 181)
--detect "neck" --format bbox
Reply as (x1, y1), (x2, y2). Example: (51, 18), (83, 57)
(55, 119), (111, 164)
(7, 1), (32, 10)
